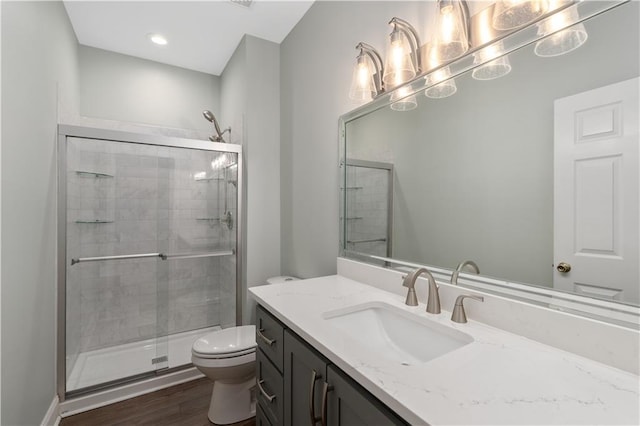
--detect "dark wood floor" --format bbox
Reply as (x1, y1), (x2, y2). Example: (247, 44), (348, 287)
(60, 378), (256, 426)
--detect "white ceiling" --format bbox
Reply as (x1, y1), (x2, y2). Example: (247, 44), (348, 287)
(63, 1), (315, 76)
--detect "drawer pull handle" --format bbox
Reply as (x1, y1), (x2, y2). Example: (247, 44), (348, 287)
(257, 328), (275, 346)
(257, 379), (276, 403)
(309, 370), (322, 425)
(320, 381), (334, 426)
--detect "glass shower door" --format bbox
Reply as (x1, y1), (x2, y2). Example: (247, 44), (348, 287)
(157, 147), (238, 369)
(61, 132), (241, 397)
(64, 137), (170, 394)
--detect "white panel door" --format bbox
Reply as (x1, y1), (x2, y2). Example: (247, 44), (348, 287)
(554, 77), (639, 304)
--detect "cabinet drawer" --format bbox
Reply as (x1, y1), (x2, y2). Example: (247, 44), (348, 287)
(256, 305), (284, 372)
(257, 348), (284, 426)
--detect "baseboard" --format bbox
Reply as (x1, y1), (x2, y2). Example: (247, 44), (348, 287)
(41, 396), (60, 426)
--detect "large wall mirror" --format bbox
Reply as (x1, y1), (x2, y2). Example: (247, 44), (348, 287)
(339, 0), (639, 326)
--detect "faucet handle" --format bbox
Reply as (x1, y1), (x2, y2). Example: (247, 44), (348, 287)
(401, 275), (418, 306)
(451, 294), (484, 323)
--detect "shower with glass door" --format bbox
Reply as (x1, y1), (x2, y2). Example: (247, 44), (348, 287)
(57, 126), (242, 399)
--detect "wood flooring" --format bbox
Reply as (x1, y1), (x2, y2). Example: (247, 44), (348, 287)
(60, 378), (256, 426)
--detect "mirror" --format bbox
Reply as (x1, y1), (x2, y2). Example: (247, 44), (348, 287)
(340, 1), (639, 321)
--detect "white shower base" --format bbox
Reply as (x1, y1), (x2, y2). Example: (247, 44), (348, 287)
(67, 326), (220, 392)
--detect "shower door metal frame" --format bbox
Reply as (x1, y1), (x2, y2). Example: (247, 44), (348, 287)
(56, 124), (244, 401)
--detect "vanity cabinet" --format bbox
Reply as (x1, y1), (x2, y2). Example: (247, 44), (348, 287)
(256, 304), (407, 426)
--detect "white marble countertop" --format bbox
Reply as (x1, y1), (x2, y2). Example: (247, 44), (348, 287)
(249, 275), (640, 425)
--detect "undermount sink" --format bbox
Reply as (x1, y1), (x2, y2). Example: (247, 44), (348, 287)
(323, 302), (473, 365)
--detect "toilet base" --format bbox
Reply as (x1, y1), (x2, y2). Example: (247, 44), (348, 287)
(208, 376), (256, 425)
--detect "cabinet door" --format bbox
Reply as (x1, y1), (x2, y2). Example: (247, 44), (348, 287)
(325, 365), (407, 426)
(284, 330), (329, 426)
(257, 348), (284, 426)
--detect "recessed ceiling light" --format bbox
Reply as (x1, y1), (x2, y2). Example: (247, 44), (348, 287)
(148, 33), (168, 46)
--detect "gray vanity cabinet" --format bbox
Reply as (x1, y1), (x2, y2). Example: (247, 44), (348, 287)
(257, 304), (407, 426)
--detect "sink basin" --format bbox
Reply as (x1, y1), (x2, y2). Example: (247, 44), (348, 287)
(323, 302), (473, 365)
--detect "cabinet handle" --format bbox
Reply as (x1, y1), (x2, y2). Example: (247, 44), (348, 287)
(257, 379), (276, 403)
(320, 381), (334, 426)
(257, 328), (275, 346)
(309, 370), (322, 425)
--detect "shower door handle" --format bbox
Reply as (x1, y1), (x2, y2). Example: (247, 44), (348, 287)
(159, 250), (234, 260)
(70, 252), (162, 265)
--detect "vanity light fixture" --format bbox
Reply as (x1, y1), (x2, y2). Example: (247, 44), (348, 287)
(424, 45), (457, 99)
(432, 0), (471, 62)
(390, 86), (418, 111)
(147, 33), (168, 46)
(534, 1), (588, 57)
(349, 42), (385, 102)
(492, 0), (549, 30)
(383, 17), (422, 88)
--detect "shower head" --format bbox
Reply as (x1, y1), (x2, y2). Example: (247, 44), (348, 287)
(203, 110), (231, 143)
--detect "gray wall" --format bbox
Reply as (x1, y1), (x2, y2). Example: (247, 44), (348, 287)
(280, 2), (435, 278)
(79, 45), (221, 132)
(222, 36), (281, 324)
(1, 1), (79, 424)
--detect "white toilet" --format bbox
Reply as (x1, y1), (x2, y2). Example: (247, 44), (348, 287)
(192, 276), (299, 425)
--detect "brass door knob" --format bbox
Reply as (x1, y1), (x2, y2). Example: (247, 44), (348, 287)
(556, 262), (572, 273)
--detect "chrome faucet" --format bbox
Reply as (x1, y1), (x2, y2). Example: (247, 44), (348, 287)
(451, 294), (484, 323)
(451, 260), (480, 285)
(402, 267), (441, 314)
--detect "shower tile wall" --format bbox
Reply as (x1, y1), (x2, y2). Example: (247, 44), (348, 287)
(344, 165), (391, 257)
(66, 138), (237, 354)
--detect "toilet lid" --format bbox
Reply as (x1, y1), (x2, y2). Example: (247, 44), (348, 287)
(192, 325), (256, 357)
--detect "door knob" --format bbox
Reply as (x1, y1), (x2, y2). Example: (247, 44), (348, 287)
(556, 262), (571, 273)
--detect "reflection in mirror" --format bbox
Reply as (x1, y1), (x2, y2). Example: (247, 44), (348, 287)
(340, 1), (639, 316)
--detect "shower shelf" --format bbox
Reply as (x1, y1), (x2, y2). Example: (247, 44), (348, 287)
(75, 220), (114, 224)
(196, 217), (220, 222)
(347, 238), (387, 244)
(194, 177), (223, 182)
(340, 186), (363, 190)
(341, 217), (363, 220)
(75, 170), (114, 178)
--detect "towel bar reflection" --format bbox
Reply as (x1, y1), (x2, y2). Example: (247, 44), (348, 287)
(71, 249), (235, 265)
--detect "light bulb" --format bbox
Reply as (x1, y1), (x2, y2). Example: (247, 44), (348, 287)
(349, 54), (376, 102)
(383, 28), (417, 86)
(433, 1), (469, 61)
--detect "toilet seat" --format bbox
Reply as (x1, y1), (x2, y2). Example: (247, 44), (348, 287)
(192, 325), (256, 359)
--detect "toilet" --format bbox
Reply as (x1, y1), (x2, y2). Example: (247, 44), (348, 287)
(192, 276), (299, 425)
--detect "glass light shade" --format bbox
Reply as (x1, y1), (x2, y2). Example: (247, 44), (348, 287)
(472, 42), (512, 80)
(390, 87), (418, 111)
(492, 0), (549, 30)
(534, 5), (587, 57)
(383, 30), (417, 87)
(349, 55), (377, 102)
(433, 1), (469, 61)
(425, 67), (457, 99)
